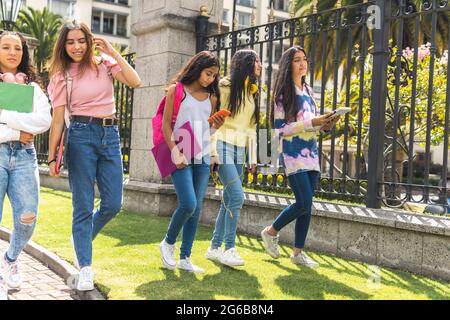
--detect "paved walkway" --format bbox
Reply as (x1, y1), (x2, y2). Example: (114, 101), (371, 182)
(0, 239), (81, 300)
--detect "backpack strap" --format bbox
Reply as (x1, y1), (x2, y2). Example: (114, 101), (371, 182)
(64, 72), (74, 127)
(172, 82), (184, 123)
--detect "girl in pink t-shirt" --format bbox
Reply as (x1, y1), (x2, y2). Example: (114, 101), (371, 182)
(46, 20), (140, 292)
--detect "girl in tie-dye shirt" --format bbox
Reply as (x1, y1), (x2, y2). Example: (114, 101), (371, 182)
(260, 46), (340, 268)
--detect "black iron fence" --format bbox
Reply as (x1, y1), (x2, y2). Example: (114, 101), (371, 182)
(199, 0), (450, 210)
(35, 52), (135, 174)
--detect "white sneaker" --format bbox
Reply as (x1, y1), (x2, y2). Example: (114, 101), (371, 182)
(1, 254), (22, 289)
(77, 266), (94, 291)
(177, 258), (205, 273)
(290, 252), (319, 268)
(71, 236), (80, 270)
(159, 239), (176, 270)
(219, 248), (245, 267)
(260, 227), (280, 259)
(205, 247), (223, 262)
(0, 278), (7, 300)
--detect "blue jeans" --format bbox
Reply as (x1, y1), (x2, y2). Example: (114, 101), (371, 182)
(0, 142), (39, 262)
(67, 121), (123, 268)
(165, 160), (210, 259)
(272, 170), (319, 249)
(211, 140), (246, 250)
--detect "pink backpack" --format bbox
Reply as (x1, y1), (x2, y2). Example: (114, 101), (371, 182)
(152, 82), (184, 146)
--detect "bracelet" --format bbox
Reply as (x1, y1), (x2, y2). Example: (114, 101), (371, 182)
(47, 159), (56, 166)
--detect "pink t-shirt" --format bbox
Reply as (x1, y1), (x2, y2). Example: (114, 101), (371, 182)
(47, 60), (121, 117)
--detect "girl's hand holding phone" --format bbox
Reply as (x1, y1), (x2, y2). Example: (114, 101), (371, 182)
(321, 114), (341, 131)
(210, 115), (225, 129)
(209, 109), (231, 129)
(311, 112), (334, 127)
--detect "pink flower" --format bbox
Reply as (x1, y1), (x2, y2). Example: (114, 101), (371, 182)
(440, 50), (448, 66)
(403, 47), (414, 60)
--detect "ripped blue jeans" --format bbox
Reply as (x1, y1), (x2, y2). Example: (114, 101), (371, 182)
(0, 142), (39, 262)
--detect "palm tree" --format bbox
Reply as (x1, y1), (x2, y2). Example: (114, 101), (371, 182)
(14, 7), (63, 75)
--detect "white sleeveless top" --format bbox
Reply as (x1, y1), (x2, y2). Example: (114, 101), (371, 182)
(173, 90), (212, 163)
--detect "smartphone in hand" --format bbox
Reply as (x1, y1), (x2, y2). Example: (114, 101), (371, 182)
(208, 109), (231, 125)
(332, 107), (351, 116)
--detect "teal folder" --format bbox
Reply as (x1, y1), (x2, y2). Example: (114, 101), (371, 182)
(0, 82), (34, 113)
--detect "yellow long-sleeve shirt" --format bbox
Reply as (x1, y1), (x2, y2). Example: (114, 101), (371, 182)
(211, 77), (258, 164)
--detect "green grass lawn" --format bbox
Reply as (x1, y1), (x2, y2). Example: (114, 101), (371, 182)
(1, 187), (449, 300)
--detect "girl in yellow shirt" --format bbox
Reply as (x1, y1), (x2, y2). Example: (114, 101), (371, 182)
(206, 49), (262, 267)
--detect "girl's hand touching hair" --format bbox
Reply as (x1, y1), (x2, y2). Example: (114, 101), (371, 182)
(93, 37), (119, 59)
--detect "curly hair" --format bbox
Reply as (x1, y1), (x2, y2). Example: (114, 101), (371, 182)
(0, 31), (39, 85)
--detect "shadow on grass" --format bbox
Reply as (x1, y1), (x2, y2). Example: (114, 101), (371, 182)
(269, 260), (371, 300)
(99, 210), (450, 300)
(135, 267), (264, 300)
(99, 211), (215, 247)
(312, 254), (450, 300)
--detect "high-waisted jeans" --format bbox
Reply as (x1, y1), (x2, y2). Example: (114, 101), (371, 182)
(67, 121), (123, 268)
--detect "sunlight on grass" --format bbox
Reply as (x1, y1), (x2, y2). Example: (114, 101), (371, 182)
(1, 187), (449, 300)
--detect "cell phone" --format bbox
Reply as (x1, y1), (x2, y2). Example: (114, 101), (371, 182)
(208, 109), (231, 124)
(332, 107), (351, 116)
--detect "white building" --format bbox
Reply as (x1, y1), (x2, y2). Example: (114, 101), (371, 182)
(23, 0), (132, 48)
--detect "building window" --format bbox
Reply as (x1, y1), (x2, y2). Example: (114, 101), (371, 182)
(237, 0), (255, 8)
(50, 0), (75, 19)
(103, 12), (115, 34)
(92, 11), (101, 33)
(222, 9), (229, 25)
(100, 0), (129, 4)
(117, 14), (127, 37)
(92, 8), (129, 37)
(237, 12), (251, 29)
(273, 0), (289, 11)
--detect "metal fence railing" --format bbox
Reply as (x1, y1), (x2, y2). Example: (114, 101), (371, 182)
(199, 0), (450, 211)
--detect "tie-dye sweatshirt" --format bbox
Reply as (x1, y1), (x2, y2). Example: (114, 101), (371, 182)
(274, 85), (321, 176)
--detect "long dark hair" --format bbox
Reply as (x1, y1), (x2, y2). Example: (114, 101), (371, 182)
(49, 20), (98, 78)
(270, 46), (309, 127)
(170, 50), (221, 111)
(0, 31), (39, 85)
(228, 49), (259, 123)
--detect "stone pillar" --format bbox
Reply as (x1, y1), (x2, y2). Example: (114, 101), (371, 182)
(129, 0), (222, 183)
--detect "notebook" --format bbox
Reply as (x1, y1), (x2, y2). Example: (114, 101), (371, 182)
(151, 121), (202, 178)
(0, 82), (34, 113)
